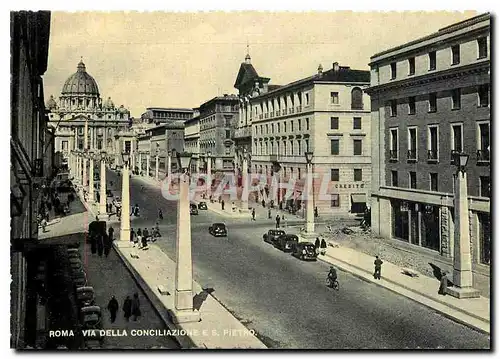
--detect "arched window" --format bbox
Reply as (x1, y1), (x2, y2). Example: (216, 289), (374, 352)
(351, 87), (363, 110)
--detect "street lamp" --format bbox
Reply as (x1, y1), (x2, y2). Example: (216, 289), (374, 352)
(303, 151), (316, 238)
(240, 148), (249, 211)
(120, 150), (131, 242)
(446, 152), (480, 298)
(155, 148), (160, 181)
(167, 150), (172, 178)
(206, 150), (212, 197)
(88, 151), (95, 203)
(98, 150), (108, 219)
(170, 151), (200, 323)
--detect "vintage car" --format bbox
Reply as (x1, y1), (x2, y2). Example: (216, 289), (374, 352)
(263, 229), (286, 245)
(73, 271), (88, 288)
(76, 286), (95, 307)
(209, 223), (227, 237)
(80, 306), (104, 346)
(291, 242), (318, 261)
(198, 201), (208, 210)
(275, 234), (299, 252)
(190, 203), (199, 215)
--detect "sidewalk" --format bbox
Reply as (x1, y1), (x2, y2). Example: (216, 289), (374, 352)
(313, 240), (490, 335)
(113, 241), (267, 349)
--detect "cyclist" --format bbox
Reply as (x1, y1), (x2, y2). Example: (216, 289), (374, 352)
(327, 266), (338, 287)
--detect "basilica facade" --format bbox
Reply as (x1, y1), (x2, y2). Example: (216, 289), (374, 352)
(46, 60), (132, 160)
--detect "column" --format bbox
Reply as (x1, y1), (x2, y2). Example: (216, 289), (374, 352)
(167, 154), (172, 178)
(447, 171), (480, 298)
(139, 153), (142, 174)
(207, 155), (212, 197)
(74, 129), (78, 150)
(82, 157), (88, 188)
(146, 154), (151, 177)
(155, 155), (159, 180)
(88, 157), (95, 203)
(120, 160), (131, 241)
(241, 154), (249, 211)
(99, 158), (107, 217)
(171, 171), (200, 323)
(305, 161), (315, 235)
(84, 120), (89, 150)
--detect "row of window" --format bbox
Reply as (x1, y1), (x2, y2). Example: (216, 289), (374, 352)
(388, 85), (489, 117)
(330, 139), (363, 156)
(330, 117), (363, 130)
(391, 170), (490, 197)
(389, 121), (490, 162)
(389, 37), (488, 79)
(254, 138), (310, 156)
(152, 111), (193, 119)
(331, 168), (363, 182)
(255, 118), (310, 136)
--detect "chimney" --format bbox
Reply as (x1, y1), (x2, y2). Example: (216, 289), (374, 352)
(317, 64), (323, 76)
(333, 62), (339, 72)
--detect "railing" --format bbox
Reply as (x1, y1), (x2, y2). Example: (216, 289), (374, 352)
(389, 150), (398, 160)
(276, 111), (280, 117)
(407, 150), (417, 161)
(264, 113), (268, 119)
(477, 149), (490, 162)
(259, 114), (263, 120)
(289, 108), (294, 114)
(282, 110), (287, 116)
(296, 106), (302, 113)
(427, 150), (438, 161)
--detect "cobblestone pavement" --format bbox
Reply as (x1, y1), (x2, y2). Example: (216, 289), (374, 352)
(318, 225), (490, 298)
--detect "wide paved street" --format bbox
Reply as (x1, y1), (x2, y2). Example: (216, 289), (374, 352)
(107, 170), (490, 349)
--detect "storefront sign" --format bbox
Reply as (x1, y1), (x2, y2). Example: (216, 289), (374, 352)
(334, 183), (365, 189)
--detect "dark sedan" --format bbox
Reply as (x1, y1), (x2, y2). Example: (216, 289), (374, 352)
(275, 234), (299, 252)
(198, 201), (208, 210)
(190, 204), (199, 215)
(209, 223), (227, 237)
(291, 242), (318, 261)
(263, 229), (286, 245)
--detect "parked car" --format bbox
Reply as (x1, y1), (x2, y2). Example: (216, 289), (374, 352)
(275, 234), (299, 252)
(190, 203), (199, 215)
(263, 229), (286, 245)
(80, 306), (104, 346)
(76, 286), (96, 308)
(291, 242), (318, 261)
(209, 223), (227, 237)
(198, 201), (208, 210)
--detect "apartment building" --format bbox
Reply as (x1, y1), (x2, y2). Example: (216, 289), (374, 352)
(140, 107), (194, 125)
(366, 13), (490, 266)
(250, 62), (371, 215)
(184, 115), (200, 172)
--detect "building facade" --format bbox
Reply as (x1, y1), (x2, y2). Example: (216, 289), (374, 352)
(367, 14), (491, 266)
(141, 107), (194, 125)
(184, 115), (200, 172)
(10, 10), (51, 349)
(250, 62), (371, 215)
(46, 61), (131, 159)
(198, 95), (239, 172)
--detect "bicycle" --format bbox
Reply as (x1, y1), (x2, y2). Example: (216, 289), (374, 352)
(326, 277), (340, 291)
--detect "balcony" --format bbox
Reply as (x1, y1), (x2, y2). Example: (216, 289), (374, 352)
(233, 126), (252, 139)
(264, 113), (268, 119)
(427, 150), (438, 162)
(477, 149), (490, 163)
(389, 150), (398, 161)
(275, 111), (280, 117)
(289, 108), (294, 114)
(259, 114), (263, 120)
(407, 150), (417, 162)
(282, 109), (287, 116)
(296, 106), (302, 113)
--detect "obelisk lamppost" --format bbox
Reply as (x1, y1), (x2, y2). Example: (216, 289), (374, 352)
(98, 151), (108, 219)
(446, 152), (480, 298)
(88, 152), (95, 203)
(304, 151), (316, 238)
(146, 153), (151, 177)
(167, 150), (172, 178)
(155, 150), (160, 181)
(169, 151), (200, 324)
(138, 152), (143, 175)
(206, 150), (212, 198)
(240, 148), (249, 211)
(120, 151), (131, 242)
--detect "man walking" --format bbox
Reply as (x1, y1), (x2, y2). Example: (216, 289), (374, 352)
(123, 295), (132, 321)
(374, 256), (383, 280)
(275, 214), (281, 229)
(130, 228), (135, 244)
(108, 226), (114, 242)
(107, 295), (119, 323)
(131, 293), (141, 321)
(268, 208), (271, 219)
(252, 208), (256, 221)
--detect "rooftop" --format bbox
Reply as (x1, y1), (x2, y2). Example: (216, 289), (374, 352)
(146, 107), (194, 112)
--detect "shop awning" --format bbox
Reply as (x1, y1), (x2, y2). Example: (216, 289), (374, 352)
(351, 194), (366, 203)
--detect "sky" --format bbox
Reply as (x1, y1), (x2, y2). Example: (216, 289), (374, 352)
(43, 11), (479, 117)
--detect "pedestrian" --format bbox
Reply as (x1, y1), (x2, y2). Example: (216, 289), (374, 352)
(131, 293), (141, 321)
(320, 238), (327, 255)
(268, 208), (271, 219)
(107, 296), (119, 323)
(104, 233), (112, 257)
(158, 208), (163, 220)
(314, 206), (319, 218)
(438, 270), (448, 295)
(96, 191), (100, 204)
(130, 228), (135, 244)
(108, 227), (114, 242)
(96, 233), (104, 257)
(123, 296), (132, 321)
(315, 237), (320, 251)
(261, 199), (266, 208)
(136, 228), (142, 247)
(279, 201), (283, 210)
(221, 200), (225, 211)
(252, 208), (256, 221)
(275, 214), (281, 229)
(141, 228), (148, 248)
(374, 256), (383, 280)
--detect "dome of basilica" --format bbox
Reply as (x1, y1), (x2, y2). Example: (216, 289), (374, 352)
(61, 60), (99, 96)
